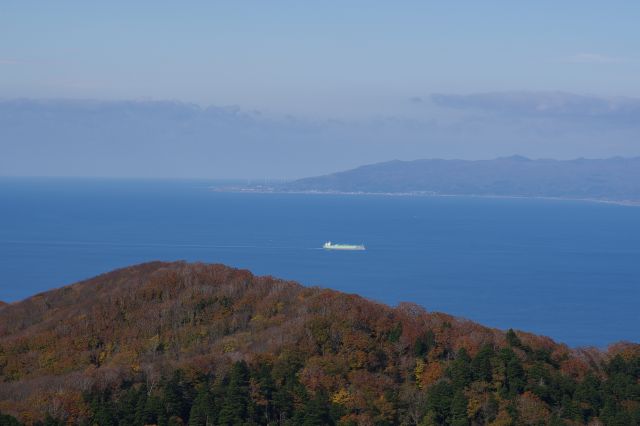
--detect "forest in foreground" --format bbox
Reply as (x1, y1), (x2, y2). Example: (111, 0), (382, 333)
(0, 261), (638, 425)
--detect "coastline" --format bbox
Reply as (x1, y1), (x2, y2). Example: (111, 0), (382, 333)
(210, 186), (640, 207)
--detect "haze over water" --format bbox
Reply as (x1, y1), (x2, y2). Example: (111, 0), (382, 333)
(1, 178), (638, 348)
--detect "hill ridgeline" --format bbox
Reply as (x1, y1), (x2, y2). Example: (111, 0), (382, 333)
(0, 262), (638, 425)
(284, 156), (640, 203)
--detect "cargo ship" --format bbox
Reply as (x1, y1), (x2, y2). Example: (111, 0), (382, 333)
(323, 241), (366, 251)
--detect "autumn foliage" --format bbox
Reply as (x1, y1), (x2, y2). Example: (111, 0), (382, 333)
(0, 261), (638, 425)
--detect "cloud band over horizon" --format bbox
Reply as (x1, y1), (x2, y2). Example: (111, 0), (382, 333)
(1, 92), (639, 179)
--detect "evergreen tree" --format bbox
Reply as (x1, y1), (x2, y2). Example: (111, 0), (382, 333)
(88, 390), (117, 426)
(388, 322), (403, 343)
(449, 348), (472, 390)
(470, 344), (494, 382)
(499, 348), (525, 396)
(42, 416), (64, 426)
(449, 390), (469, 426)
(414, 330), (436, 357)
(252, 362), (276, 423)
(483, 394), (499, 424)
(133, 384), (150, 426)
(505, 329), (522, 348)
(147, 394), (166, 426)
(93, 402), (117, 426)
(574, 373), (601, 420)
(301, 390), (333, 426)
(271, 357), (306, 423)
(188, 384), (214, 426)
(115, 386), (140, 425)
(559, 395), (580, 423)
(0, 412), (22, 426)
(527, 362), (554, 403)
(506, 357), (525, 394)
(218, 361), (251, 425)
(163, 370), (194, 423)
(272, 383), (295, 423)
(425, 381), (454, 424)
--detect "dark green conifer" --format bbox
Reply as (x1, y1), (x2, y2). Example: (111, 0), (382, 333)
(163, 370), (194, 422)
(449, 348), (472, 390)
(133, 384), (150, 425)
(425, 381), (454, 424)
(301, 390), (333, 426)
(115, 387), (139, 425)
(470, 344), (494, 382)
(188, 384), (214, 426)
(449, 390), (469, 426)
(505, 329), (522, 348)
(414, 330), (436, 357)
(0, 412), (23, 426)
(252, 363), (276, 423)
(218, 361), (251, 425)
(41, 416), (63, 426)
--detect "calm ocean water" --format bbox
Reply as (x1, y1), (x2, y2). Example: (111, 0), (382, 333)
(1, 178), (638, 347)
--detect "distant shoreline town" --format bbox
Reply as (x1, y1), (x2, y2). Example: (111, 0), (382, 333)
(211, 185), (640, 207)
(212, 156), (640, 207)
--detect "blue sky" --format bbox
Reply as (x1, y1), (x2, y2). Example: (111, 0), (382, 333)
(1, 2), (640, 177)
(2, 1), (639, 116)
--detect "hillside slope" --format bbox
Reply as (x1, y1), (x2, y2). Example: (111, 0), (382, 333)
(285, 156), (640, 202)
(0, 262), (638, 425)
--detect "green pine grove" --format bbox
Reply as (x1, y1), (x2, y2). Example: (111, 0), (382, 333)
(2, 336), (638, 426)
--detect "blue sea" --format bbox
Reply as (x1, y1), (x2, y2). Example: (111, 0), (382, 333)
(1, 178), (639, 348)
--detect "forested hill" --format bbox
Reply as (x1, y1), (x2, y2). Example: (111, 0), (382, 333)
(0, 262), (638, 425)
(285, 156), (640, 202)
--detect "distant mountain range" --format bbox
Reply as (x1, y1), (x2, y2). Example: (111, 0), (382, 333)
(0, 262), (638, 424)
(284, 156), (640, 203)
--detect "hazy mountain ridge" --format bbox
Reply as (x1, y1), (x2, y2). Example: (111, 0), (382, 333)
(0, 262), (638, 424)
(285, 156), (640, 202)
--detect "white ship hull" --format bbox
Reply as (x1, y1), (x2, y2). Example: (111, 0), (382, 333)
(323, 241), (365, 251)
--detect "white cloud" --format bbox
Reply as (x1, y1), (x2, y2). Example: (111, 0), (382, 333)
(430, 91), (640, 120)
